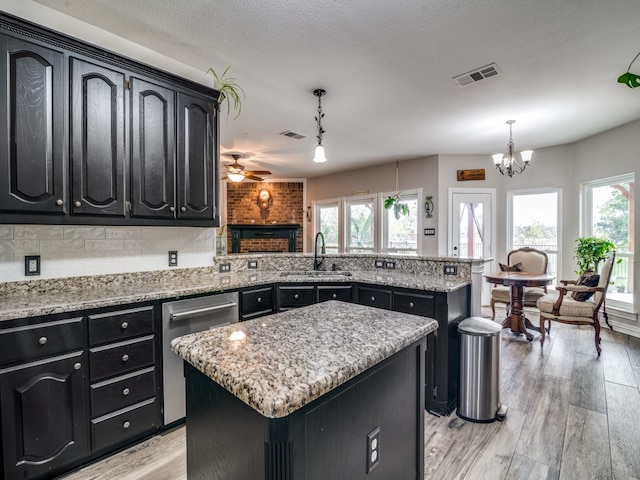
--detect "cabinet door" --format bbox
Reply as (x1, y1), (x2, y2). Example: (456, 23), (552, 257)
(0, 351), (89, 480)
(176, 92), (217, 220)
(357, 285), (393, 310)
(0, 36), (66, 214)
(70, 57), (126, 216)
(130, 77), (176, 218)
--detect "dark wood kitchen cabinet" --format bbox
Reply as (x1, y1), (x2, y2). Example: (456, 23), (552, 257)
(0, 317), (89, 480)
(0, 35), (66, 215)
(240, 285), (276, 320)
(0, 13), (220, 227)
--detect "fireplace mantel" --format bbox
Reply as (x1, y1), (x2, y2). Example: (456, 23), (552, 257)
(228, 224), (300, 253)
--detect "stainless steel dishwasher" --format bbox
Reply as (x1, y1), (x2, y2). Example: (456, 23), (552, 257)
(161, 292), (239, 425)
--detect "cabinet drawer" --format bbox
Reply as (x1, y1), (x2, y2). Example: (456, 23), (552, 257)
(241, 286), (275, 318)
(88, 306), (154, 346)
(90, 367), (156, 418)
(357, 286), (393, 310)
(0, 317), (83, 366)
(89, 336), (155, 382)
(317, 284), (354, 303)
(278, 285), (315, 309)
(393, 291), (435, 318)
(91, 398), (158, 452)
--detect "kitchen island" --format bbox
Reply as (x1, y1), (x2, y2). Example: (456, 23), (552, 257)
(171, 300), (438, 480)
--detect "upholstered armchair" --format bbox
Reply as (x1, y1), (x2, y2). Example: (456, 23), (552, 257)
(490, 247), (549, 319)
(537, 252), (615, 356)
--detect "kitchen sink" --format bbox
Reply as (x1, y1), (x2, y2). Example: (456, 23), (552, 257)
(279, 271), (352, 278)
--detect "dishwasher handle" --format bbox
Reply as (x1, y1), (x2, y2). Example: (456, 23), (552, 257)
(169, 301), (238, 321)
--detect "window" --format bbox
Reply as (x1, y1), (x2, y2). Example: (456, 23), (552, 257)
(582, 174), (634, 310)
(313, 189), (422, 255)
(381, 190), (420, 255)
(508, 189), (561, 280)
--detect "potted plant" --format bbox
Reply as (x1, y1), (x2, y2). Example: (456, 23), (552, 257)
(384, 160), (409, 220)
(573, 237), (617, 274)
(206, 66), (245, 120)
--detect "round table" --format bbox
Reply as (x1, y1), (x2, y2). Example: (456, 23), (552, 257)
(484, 272), (554, 341)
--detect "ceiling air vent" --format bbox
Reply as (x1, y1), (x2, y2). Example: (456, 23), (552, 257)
(453, 63), (500, 87)
(280, 130), (306, 140)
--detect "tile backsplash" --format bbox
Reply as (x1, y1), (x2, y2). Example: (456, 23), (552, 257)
(0, 225), (216, 282)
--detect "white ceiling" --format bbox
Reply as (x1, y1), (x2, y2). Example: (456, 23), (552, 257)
(28, 0), (640, 178)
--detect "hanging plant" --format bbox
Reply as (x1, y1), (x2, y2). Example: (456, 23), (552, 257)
(384, 159), (409, 219)
(206, 66), (245, 120)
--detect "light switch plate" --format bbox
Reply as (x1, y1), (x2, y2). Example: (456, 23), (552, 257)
(248, 260), (258, 269)
(25, 255), (41, 276)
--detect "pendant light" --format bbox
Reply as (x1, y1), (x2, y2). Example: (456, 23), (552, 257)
(492, 120), (533, 177)
(313, 88), (327, 163)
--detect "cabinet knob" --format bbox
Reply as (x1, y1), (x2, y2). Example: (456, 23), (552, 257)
(73, 362), (82, 371)
(122, 354), (129, 362)
(170, 206), (175, 212)
(257, 297), (262, 303)
(74, 201), (82, 207)
(122, 387), (130, 396)
(121, 321), (128, 330)
(409, 302), (415, 308)
(294, 293), (300, 300)
(123, 421), (131, 429)
(38, 336), (48, 345)
(56, 199), (63, 206)
(371, 296), (376, 302)
(180, 206), (187, 212)
(332, 293), (338, 299)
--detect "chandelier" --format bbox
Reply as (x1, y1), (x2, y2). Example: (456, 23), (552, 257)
(492, 120), (533, 177)
(312, 88), (327, 163)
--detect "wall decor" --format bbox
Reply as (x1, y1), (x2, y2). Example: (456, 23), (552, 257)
(457, 169), (486, 181)
(257, 188), (272, 210)
(424, 196), (434, 218)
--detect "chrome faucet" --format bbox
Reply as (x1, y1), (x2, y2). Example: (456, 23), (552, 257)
(314, 232), (326, 270)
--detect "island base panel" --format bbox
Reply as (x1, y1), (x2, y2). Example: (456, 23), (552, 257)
(184, 338), (426, 479)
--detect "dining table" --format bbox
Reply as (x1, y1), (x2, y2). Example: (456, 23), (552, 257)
(484, 271), (555, 341)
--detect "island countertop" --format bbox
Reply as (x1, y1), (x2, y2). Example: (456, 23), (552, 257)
(171, 300), (438, 418)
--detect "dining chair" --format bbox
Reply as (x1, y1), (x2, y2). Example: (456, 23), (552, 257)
(490, 247), (549, 319)
(537, 252), (615, 356)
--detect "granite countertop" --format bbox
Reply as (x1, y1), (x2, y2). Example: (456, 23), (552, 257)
(171, 300), (438, 418)
(0, 269), (469, 322)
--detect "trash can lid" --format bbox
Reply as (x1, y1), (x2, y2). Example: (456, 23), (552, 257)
(458, 316), (502, 336)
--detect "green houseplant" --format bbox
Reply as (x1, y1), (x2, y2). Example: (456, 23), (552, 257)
(384, 160), (409, 220)
(206, 66), (245, 120)
(573, 237), (617, 274)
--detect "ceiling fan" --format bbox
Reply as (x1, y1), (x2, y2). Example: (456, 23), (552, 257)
(222, 153), (272, 182)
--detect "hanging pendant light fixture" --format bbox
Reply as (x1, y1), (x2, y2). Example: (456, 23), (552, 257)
(492, 120), (533, 177)
(312, 88), (327, 163)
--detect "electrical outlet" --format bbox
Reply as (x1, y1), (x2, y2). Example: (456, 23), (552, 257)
(374, 260), (384, 268)
(443, 265), (458, 275)
(384, 261), (396, 270)
(424, 228), (436, 235)
(248, 260), (258, 269)
(219, 262), (231, 273)
(366, 427), (380, 473)
(24, 255), (41, 276)
(168, 251), (178, 266)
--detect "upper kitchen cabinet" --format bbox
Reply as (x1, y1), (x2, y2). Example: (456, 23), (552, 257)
(0, 35), (66, 215)
(0, 13), (220, 227)
(70, 58), (127, 217)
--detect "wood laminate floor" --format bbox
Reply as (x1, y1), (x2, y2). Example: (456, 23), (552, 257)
(61, 307), (640, 480)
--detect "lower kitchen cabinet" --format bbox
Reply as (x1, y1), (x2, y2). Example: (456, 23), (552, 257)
(357, 284), (393, 310)
(277, 284), (315, 311)
(316, 284), (354, 303)
(240, 285), (275, 320)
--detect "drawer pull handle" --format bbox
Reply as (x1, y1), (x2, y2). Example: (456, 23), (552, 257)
(181, 206), (187, 212)
(371, 296), (376, 302)
(170, 206), (175, 212)
(123, 421), (131, 429)
(122, 354), (129, 362)
(73, 362), (81, 371)
(122, 388), (130, 396)
(257, 297), (262, 303)
(38, 336), (48, 345)
(409, 302), (415, 308)
(294, 294), (300, 300)
(121, 321), (128, 330)
(74, 200), (82, 207)
(332, 293), (338, 299)
(56, 199), (63, 206)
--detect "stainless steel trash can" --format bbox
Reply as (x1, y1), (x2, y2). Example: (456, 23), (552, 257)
(457, 317), (506, 423)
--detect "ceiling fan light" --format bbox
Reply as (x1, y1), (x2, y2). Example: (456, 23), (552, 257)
(227, 172), (245, 182)
(313, 144), (327, 163)
(492, 153), (504, 165)
(520, 150), (533, 163)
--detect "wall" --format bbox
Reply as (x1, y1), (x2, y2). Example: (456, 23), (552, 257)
(225, 182), (304, 253)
